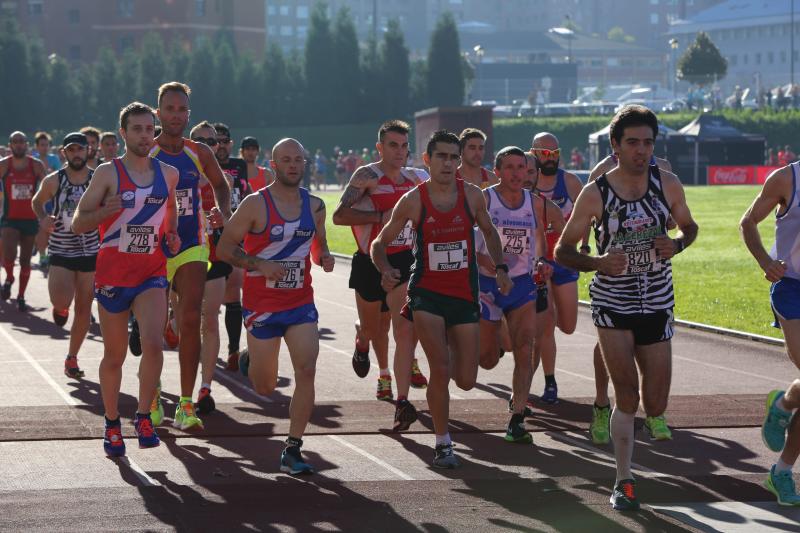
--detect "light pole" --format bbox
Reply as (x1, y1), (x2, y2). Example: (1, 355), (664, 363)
(670, 38), (679, 98)
(474, 44), (484, 102)
(791, 0), (795, 86)
(548, 27), (575, 64)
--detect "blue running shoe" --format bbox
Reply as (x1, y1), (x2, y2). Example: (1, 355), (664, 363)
(280, 446), (314, 475)
(541, 382), (558, 405)
(239, 349), (250, 378)
(134, 413), (160, 448)
(765, 465), (800, 506)
(763, 390), (792, 452)
(104, 423), (126, 457)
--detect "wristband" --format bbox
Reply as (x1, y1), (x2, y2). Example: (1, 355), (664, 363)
(673, 239), (685, 254)
(579, 244), (591, 253)
(495, 263), (509, 273)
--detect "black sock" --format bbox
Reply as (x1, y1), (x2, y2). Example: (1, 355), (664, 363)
(510, 413), (524, 425)
(545, 374), (556, 387)
(105, 416), (121, 427)
(225, 302), (242, 353)
(286, 436), (303, 450)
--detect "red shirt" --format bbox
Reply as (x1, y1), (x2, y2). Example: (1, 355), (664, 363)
(2, 157), (38, 220)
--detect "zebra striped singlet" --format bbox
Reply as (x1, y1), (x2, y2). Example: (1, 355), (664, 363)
(589, 166), (674, 314)
(48, 168), (100, 258)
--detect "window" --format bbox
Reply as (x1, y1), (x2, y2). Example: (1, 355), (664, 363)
(119, 35), (134, 51)
(279, 5), (289, 15)
(280, 25), (293, 36)
(117, 0), (133, 18)
(297, 25), (307, 38)
(68, 8), (79, 24)
(28, 0), (42, 15)
(781, 50), (787, 63)
(729, 54), (737, 66)
(743, 53), (748, 64)
(650, 0), (659, 4)
(69, 45), (81, 60)
(267, 25), (277, 34)
(195, 0), (205, 17)
(267, 5), (275, 15)
(606, 57), (619, 66)
(768, 51), (774, 64)
(297, 5), (308, 18)
(650, 13), (658, 24)
(755, 52), (761, 64)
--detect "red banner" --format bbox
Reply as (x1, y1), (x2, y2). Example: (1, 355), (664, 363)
(707, 166), (755, 185)
(756, 166), (781, 184)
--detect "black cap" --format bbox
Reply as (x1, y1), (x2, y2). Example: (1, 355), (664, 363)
(240, 136), (259, 149)
(62, 132), (88, 148)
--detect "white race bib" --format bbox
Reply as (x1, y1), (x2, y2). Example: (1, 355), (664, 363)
(176, 188), (193, 216)
(61, 208), (75, 232)
(428, 240), (468, 271)
(266, 260), (305, 289)
(119, 224), (157, 254)
(502, 227), (529, 255)
(11, 183), (33, 200)
(621, 241), (662, 275)
(390, 222), (414, 247)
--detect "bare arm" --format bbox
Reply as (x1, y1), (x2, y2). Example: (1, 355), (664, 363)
(660, 171), (699, 257)
(371, 191), (416, 273)
(332, 165), (381, 226)
(469, 185), (513, 293)
(310, 195), (334, 270)
(31, 172), (59, 220)
(71, 162), (119, 235)
(554, 184), (608, 272)
(161, 163), (179, 235)
(197, 143), (232, 218)
(216, 194), (261, 269)
(740, 166), (791, 281)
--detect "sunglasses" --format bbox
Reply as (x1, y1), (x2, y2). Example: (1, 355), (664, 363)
(532, 148), (560, 159)
(217, 137), (232, 144)
(192, 137), (218, 146)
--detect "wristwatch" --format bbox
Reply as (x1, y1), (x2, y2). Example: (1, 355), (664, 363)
(495, 263), (509, 273)
(673, 239), (685, 254)
(579, 244), (591, 254)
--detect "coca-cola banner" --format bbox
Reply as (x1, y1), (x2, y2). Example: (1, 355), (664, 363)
(756, 166), (781, 185)
(707, 166), (756, 185)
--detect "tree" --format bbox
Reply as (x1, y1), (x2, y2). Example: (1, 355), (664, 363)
(409, 58), (428, 113)
(677, 32), (727, 87)
(167, 40), (191, 83)
(331, 6), (360, 124)
(426, 12), (465, 107)
(380, 18), (410, 120)
(117, 48), (140, 108)
(138, 32), (167, 100)
(44, 55), (80, 131)
(360, 36), (383, 122)
(234, 52), (262, 126)
(186, 38), (215, 120)
(304, 2), (336, 123)
(286, 49), (306, 125)
(212, 40), (237, 120)
(261, 42), (288, 126)
(93, 46), (122, 129)
(26, 38), (47, 130)
(0, 17), (30, 130)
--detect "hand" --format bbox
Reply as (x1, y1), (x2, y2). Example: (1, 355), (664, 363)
(320, 253), (335, 272)
(654, 235), (677, 260)
(99, 195), (123, 219)
(165, 231), (181, 255)
(257, 260), (286, 281)
(206, 207), (224, 229)
(535, 259), (553, 282)
(598, 248), (627, 276)
(496, 269), (513, 296)
(39, 215), (56, 234)
(381, 268), (401, 291)
(762, 259), (787, 283)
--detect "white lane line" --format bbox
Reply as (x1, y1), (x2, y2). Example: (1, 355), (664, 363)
(672, 354), (786, 385)
(214, 366), (273, 403)
(548, 432), (667, 478)
(328, 434), (414, 480)
(120, 457), (162, 486)
(0, 323), (77, 405)
(555, 368), (595, 382)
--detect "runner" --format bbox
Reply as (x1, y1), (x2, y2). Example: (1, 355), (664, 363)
(151, 81), (232, 430)
(586, 153), (674, 445)
(475, 146), (547, 444)
(217, 137), (335, 475)
(741, 162), (800, 506)
(213, 122), (251, 371)
(31, 132), (99, 379)
(313, 149), (327, 190)
(33, 132), (61, 173)
(241, 136), (274, 192)
(456, 128), (498, 189)
(531, 132), (582, 404)
(71, 101), (181, 457)
(0, 131), (46, 311)
(372, 129), (512, 467)
(332, 120), (430, 426)
(554, 105), (698, 510)
(79, 126), (101, 169)
(99, 131), (120, 162)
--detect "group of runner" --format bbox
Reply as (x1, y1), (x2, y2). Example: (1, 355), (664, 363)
(2, 86), (799, 510)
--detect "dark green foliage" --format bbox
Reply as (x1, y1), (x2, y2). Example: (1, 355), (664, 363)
(426, 12), (465, 107)
(677, 32), (727, 86)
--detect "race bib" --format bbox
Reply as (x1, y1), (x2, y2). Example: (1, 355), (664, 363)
(266, 260), (305, 289)
(231, 188), (241, 211)
(119, 224), (157, 254)
(61, 208), (75, 232)
(11, 183), (33, 200)
(428, 240), (468, 271)
(621, 241), (662, 275)
(502, 227), (529, 255)
(176, 188), (193, 216)
(390, 222), (414, 247)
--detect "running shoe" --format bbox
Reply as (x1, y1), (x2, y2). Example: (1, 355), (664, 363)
(610, 479), (640, 511)
(540, 381), (558, 404)
(239, 349), (250, 378)
(53, 308), (69, 327)
(103, 423), (126, 457)
(128, 318), (142, 357)
(644, 415), (673, 441)
(1, 279), (11, 301)
(134, 413), (160, 448)
(173, 400), (203, 430)
(63, 356), (85, 379)
(164, 318), (179, 350)
(504, 415), (533, 444)
(195, 386), (216, 415)
(150, 384), (164, 427)
(765, 465), (800, 506)
(17, 298), (27, 312)
(507, 398), (535, 418)
(280, 446), (315, 475)
(410, 358), (428, 389)
(433, 443), (461, 469)
(763, 390), (792, 452)
(376, 375), (393, 401)
(393, 400), (418, 432)
(590, 404), (611, 445)
(352, 325), (370, 378)
(226, 350), (240, 371)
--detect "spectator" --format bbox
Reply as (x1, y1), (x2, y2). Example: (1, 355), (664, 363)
(334, 147), (347, 188)
(570, 147), (584, 170)
(767, 148), (779, 166)
(783, 145), (797, 165)
(313, 148), (328, 191)
(361, 147), (372, 163)
(32, 131), (61, 172)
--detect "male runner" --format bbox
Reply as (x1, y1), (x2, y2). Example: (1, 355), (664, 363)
(531, 132), (582, 404)
(72, 101), (181, 457)
(80, 126), (101, 169)
(217, 137), (334, 475)
(587, 153), (674, 445)
(741, 163), (800, 506)
(333, 120), (429, 424)
(456, 128), (498, 189)
(151, 82), (231, 430)
(475, 146), (547, 444)
(0, 131), (46, 311)
(214, 122), (250, 371)
(372, 130), (512, 467)
(555, 105), (698, 510)
(241, 136), (274, 192)
(99, 131), (120, 162)
(32, 132), (99, 379)
(33, 132), (61, 172)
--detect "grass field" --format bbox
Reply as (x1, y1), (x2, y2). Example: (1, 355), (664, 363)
(315, 185), (780, 339)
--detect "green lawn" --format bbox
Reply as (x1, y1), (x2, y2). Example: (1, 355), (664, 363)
(317, 186), (780, 338)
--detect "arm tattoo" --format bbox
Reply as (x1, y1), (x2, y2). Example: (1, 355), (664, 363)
(232, 247), (262, 270)
(339, 166), (377, 208)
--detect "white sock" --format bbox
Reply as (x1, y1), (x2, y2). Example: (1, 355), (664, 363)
(201, 382), (211, 391)
(611, 407), (635, 483)
(776, 458), (794, 473)
(777, 396), (793, 413)
(435, 433), (451, 446)
(379, 368), (390, 377)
